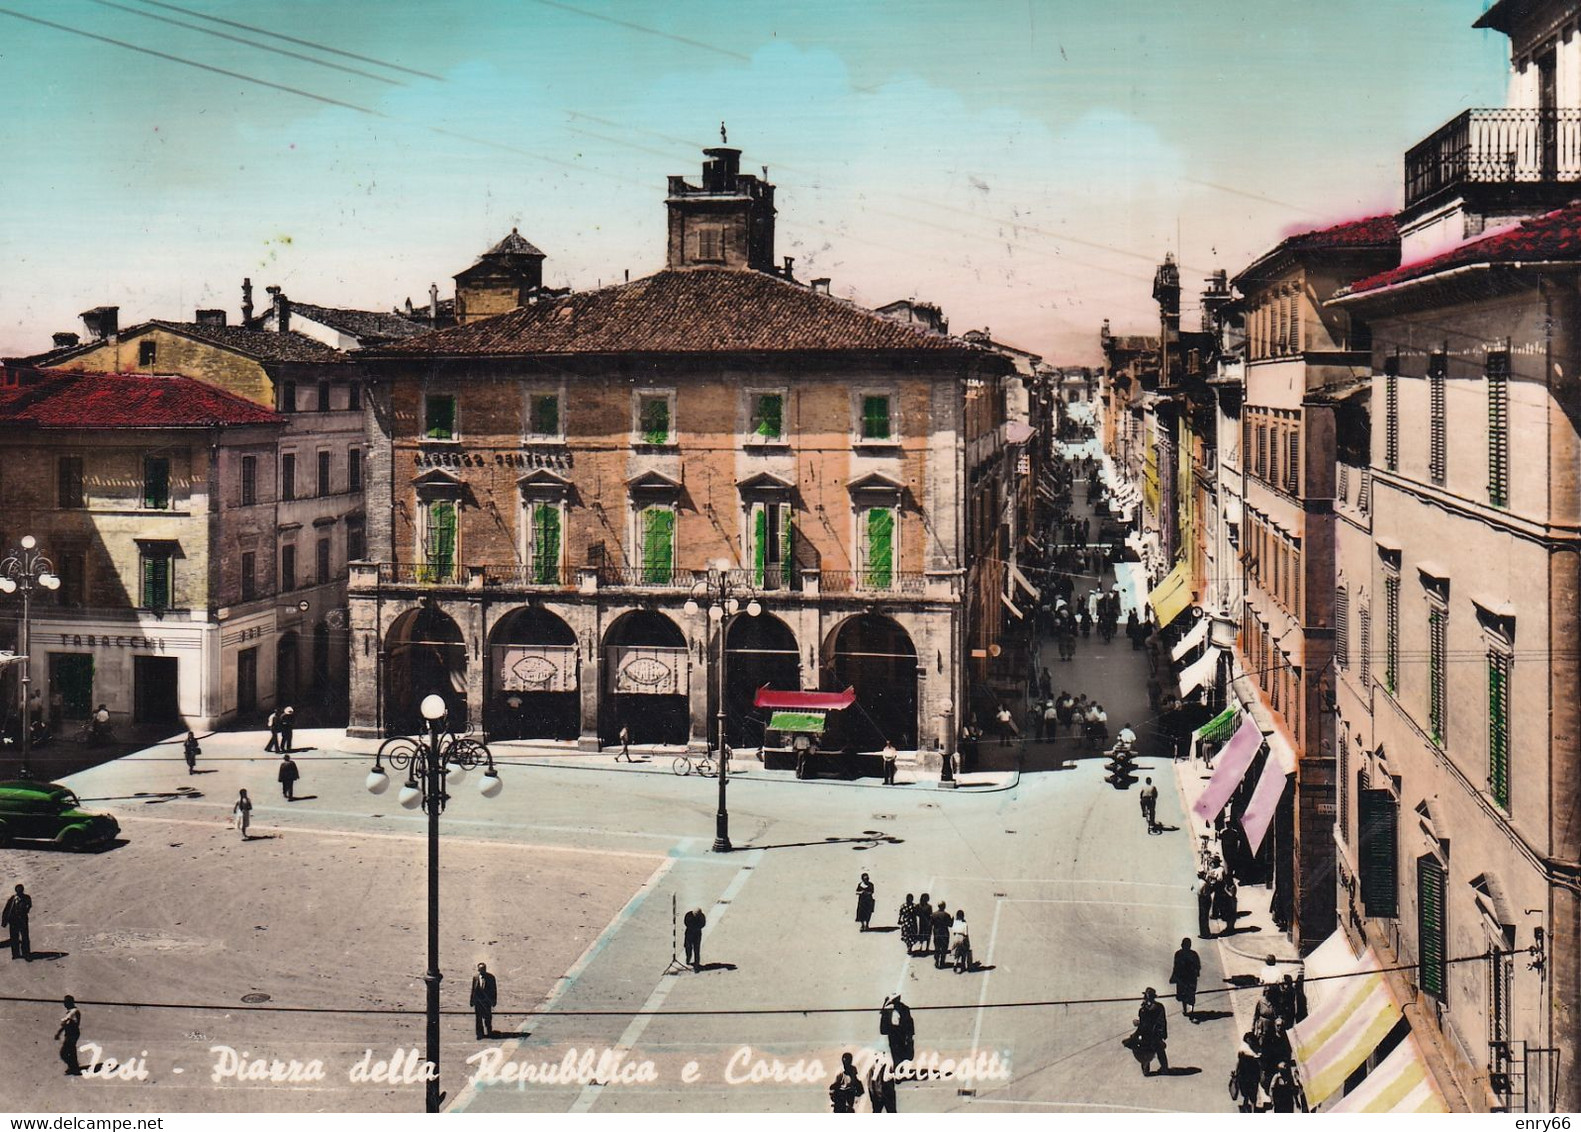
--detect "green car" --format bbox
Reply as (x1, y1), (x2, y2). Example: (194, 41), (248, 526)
(0, 780), (120, 850)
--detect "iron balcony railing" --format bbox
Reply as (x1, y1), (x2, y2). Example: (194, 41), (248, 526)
(378, 562), (463, 586)
(1406, 108), (1581, 209)
(819, 569), (927, 595)
(482, 564), (578, 588)
(371, 562), (923, 596)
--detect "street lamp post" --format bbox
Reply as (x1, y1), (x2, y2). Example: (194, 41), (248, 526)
(685, 570), (762, 853)
(0, 536), (61, 780)
(365, 694), (502, 1114)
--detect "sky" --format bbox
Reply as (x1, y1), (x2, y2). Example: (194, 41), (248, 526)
(0, 0), (1511, 364)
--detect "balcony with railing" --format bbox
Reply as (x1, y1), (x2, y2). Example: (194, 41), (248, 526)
(353, 561), (936, 599)
(1405, 108), (1581, 210)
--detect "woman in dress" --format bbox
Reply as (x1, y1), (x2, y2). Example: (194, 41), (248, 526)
(1231, 1031), (1263, 1112)
(950, 909), (972, 973)
(232, 788), (253, 841)
(914, 894), (933, 956)
(898, 893), (918, 954)
(855, 873), (876, 931)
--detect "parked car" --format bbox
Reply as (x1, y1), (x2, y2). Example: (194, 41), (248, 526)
(0, 780), (119, 849)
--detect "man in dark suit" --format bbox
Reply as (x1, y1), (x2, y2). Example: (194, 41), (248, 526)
(930, 901), (953, 969)
(470, 962), (498, 1039)
(683, 908), (706, 971)
(3, 884), (32, 960)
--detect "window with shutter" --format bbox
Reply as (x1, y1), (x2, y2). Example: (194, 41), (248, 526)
(318, 450), (332, 497)
(424, 502), (457, 583)
(1335, 586), (1350, 668)
(752, 504), (769, 588)
(1487, 352), (1509, 507)
(529, 393), (560, 438)
(1287, 428), (1300, 493)
(1428, 608), (1447, 746)
(1338, 736), (1350, 841)
(861, 395), (893, 441)
(58, 456), (85, 508)
(1429, 354), (1447, 485)
(141, 552), (173, 611)
(531, 504), (561, 584)
(1338, 463), (1350, 504)
(281, 544), (296, 591)
(638, 396), (672, 445)
(1359, 788), (1398, 917)
(1359, 604), (1372, 688)
(1359, 468), (1372, 513)
(640, 507), (674, 585)
(242, 455), (257, 505)
(425, 394), (456, 440)
(143, 457), (171, 510)
(751, 393), (784, 440)
(1257, 425), (1268, 480)
(282, 454), (296, 502)
(317, 538), (331, 585)
(1385, 372), (1399, 471)
(1417, 856), (1448, 996)
(1385, 575), (1400, 694)
(1489, 651), (1511, 809)
(1268, 426), (1279, 488)
(862, 507), (895, 589)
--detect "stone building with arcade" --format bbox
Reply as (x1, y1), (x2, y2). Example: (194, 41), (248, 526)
(348, 143), (1009, 755)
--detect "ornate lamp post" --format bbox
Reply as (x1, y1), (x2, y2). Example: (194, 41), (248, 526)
(0, 536), (60, 780)
(365, 693), (502, 1113)
(685, 570), (762, 853)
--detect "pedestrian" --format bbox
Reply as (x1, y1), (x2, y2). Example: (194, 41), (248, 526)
(1127, 610), (1143, 650)
(277, 753), (300, 800)
(828, 1051), (864, 1112)
(881, 742), (897, 785)
(1055, 692), (1075, 737)
(615, 724), (632, 762)
(1124, 988), (1170, 1076)
(264, 708), (280, 753)
(3, 883), (32, 960)
(184, 730), (201, 774)
(1039, 666), (1053, 700)
(855, 873), (876, 931)
(1030, 701), (1044, 741)
(1169, 938), (1201, 1021)
(1260, 1019), (1293, 1091)
(898, 894), (918, 955)
(683, 907), (706, 970)
(55, 995), (82, 1076)
(866, 1055), (898, 1113)
(1043, 699), (1058, 742)
(995, 705), (1014, 746)
(470, 961), (498, 1039)
(90, 703), (111, 746)
(1215, 869), (1240, 934)
(1231, 1032), (1263, 1112)
(930, 900), (952, 968)
(232, 788), (253, 840)
(1268, 1061), (1305, 1112)
(950, 910), (972, 973)
(914, 894), (933, 956)
(879, 993), (915, 1067)
(279, 706), (295, 753)
(1139, 777), (1159, 833)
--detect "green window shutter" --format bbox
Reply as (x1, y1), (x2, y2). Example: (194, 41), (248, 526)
(532, 394), (559, 436)
(754, 394), (783, 438)
(642, 508), (673, 584)
(752, 505), (768, 587)
(779, 503), (792, 580)
(1358, 788), (1398, 918)
(145, 458), (170, 509)
(426, 395), (455, 440)
(142, 555), (170, 611)
(1489, 653), (1510, 809)
(533, 505), (560, 584)
(641, 398), (670, 444)
(865, 508), (894, 589)
(1417, 857), (1447, 997)
(862, 395), (891, 440)
(428, 503), (456, 580)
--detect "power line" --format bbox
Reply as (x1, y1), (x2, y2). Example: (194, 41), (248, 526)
(133, 0), (445, 81)
(87, 0), (404, 86)
(529, 0), (751, 62)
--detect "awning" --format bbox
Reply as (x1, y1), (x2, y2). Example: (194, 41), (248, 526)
(1010, 563), (1042, 601)
(1176, 646), (1222, 698)
(1290, 935), (1404, 1107)
(1170, 615), (1209, 662)
(754, 687), (856, 711)
(1004, 420), (1035, 445)
(1327, 1033), (1448, 1113)
(1241, 730), (1295, 854)
(1001, 592), (1025, 620)
(1193, 705), (1239, 744)
(1147, 562), (1194, 629)
(767, 710), (826, 734)
(1191, 715), (1262, 821)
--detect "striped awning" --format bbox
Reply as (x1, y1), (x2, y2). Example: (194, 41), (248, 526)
(1291, 936), (1404, 1107)
(767, 710), (826, 733)
(1147, 562), (1193, 629)
(1328, 1033), (1448, 1113)
(1241, 733), (1294, 855)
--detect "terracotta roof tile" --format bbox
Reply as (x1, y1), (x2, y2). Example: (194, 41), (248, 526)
(287, 303), (428, 343)
(147, 320), (351, 363)
(1280, 214), (1400, 251)
(0, 368), (283, 429)
(379, 268), (987, 358)
(1347, 201), (1581, 295)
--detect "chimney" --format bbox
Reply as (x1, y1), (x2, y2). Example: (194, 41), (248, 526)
(195, 308), (228, 328)
(79, 306), (119, 342)
(403, 297), (414, 316)
(52, 332), (80, 349)
(782, 256), (795, 281)
(241, 278), (254, 326)
(429, 283), (439, 325)
(267, 286), (290, 334)
(811, 277), (831, 295)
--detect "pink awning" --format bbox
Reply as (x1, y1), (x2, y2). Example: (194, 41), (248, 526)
(1191, 715), (1262, 822)
(753, 686), (856, 711)
(1004, 421), (1036, 445)
(1241, 739), (1294, 854)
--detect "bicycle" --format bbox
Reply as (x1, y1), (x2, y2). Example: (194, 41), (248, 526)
(672, 751), (716, 777)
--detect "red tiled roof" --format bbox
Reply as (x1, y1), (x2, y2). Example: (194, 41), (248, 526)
(1347, 201), (1581, 296)
(1279, 214), (1400, 251)
(379, 268), (987, 357)
(0, 369), (283, 429)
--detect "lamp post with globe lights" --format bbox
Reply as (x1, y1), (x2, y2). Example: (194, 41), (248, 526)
(684, 569), (762, 853)
(365, 694), (501, 1113)
(0, 536), (61, 779)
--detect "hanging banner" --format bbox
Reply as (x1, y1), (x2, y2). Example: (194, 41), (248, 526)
(608, 645), (689, 695)
(496, 645), (578, 693)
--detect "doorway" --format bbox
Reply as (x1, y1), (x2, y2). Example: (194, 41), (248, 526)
(49, 653), (94, 719)
(133, 655), (180, 723)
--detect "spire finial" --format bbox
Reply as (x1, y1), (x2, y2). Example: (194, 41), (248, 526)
(720, 120), (727, 144)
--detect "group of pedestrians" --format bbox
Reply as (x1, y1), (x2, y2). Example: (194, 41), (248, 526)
(893, 890), (973, 973)
(1195, 853), (1241, 938)
(1231, 964), (1308, 1111)
(262, 705), (296, 754)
